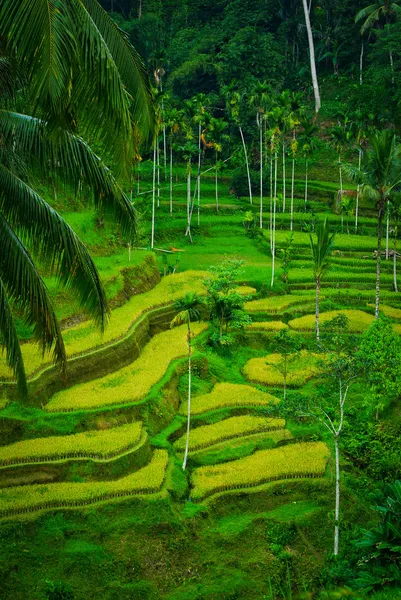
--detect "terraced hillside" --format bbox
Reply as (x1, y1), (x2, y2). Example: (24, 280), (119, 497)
(0, 165), (400, 599)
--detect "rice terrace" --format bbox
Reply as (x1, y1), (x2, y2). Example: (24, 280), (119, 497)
(0, 1), (401, 599)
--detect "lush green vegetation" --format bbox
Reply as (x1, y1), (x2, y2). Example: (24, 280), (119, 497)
(1, 0), (401, 598)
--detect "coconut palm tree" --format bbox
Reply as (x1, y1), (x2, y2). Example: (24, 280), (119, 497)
(356, 0), (401, 84)
(209, 118), (228, 213)
(0, 0), (155, 395)
(171, 293), (202, 471)
(299, 119), (319, 207)
(301, 0), (321, 112)
(309, 219), (336, 341)
(345, 130), (401, 318)
(249, 81), (271, 228)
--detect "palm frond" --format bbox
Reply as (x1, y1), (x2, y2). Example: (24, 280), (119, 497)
(0, 276), (27, 398)
(0, 110), (137, 239)
(0, 165), (108, 330)
(0, 214), (66, 369)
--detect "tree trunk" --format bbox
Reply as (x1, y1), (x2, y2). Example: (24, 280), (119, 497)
(137, 162), (140, 195)
(394, 230), (398, 292)
(138, 0), (142, 19)
(282, 142), (286, 212)
(359, 40), (364, 85)
(170, 142), (173, 216)
(301, 0), (321, 113)
(386, 202), (390, 260)
(305, 159), (308, 208)
(260, 122), (263, 229)
(375, 207), (383, 319)
(291, 158), (295, 231)
(270, 156), (273, 249)
(163, 121), (167, 181)
(215, 151), (219, 213)
(197, 123), (202, 226)
(355, 148), (361, 233)
(339, 153), (343, 196)
(157, 138), (160, 207)
(334, 434), (340, 556)
(283, 357), (287, 401)
(151, 146), (156, 249)
(182, 326), (192, 471)
(187, 158), (192, 243)
(271, 157), (277, 288)
(239, 126), (253, 204)
(315, 276), (320, 341)
(389, 49), (395, 85)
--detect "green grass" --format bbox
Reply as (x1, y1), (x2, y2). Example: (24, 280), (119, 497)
(288, 309), (374, 333)
(45, 323), (207, 412)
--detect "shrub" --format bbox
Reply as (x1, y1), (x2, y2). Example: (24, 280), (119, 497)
(245, 295), (317, 315)
(288, 310), (374, 333)
(0, 450), (168, 518)
(46, 323), (207, 412)
(174, 415), (285, 452)
(0, 422), (143, 467)
(191, 442), (329, 500)
(244, 350), (324, 387)
(179, 383), (279, 416)
(0, 271), (207, 380)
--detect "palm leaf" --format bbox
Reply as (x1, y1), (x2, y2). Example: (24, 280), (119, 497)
(0, 214), (66, 370)
(0, 276), (28, 398)
(0, 110), (137, 239)
(0, 165), (108, 330)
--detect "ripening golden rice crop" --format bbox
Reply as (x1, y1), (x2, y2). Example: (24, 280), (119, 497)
(372, 304), (401, 320)
(191, 442), (329, 500)
(246, 321), (288, 331)
(0, 450), (168, 518)
(0, 422), (143, 467)
(244, 350), (324, 387)
(174, 415), (285, 452)
(180, 383), (279, 416)
(0, 271), (207, 380)
(288, 310), (374, 333)
(45, 322), (207, 412)
(245, 295), (317, 314)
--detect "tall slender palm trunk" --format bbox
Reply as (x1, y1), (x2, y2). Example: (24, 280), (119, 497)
(334, 434), (340, 555)
(301, 0), (321, 112)
(170, 142), (173, 216)
(271, 154), (278, 288)
(182, 324), (192, 471)
(239, 126), (253, 204)
(375, 207), (384, 319)
(315, 275), (321, 340)
(260, 123), (263, 228)
(394, 230), (398, 292)
(151, 146), (156, 249)
(305, 158), (309, 208)
(290, 157), (295, 231)
(359, 40), (364, 85)
(157, 139), (160, 207)
(197, 123), (202, 226)
(282, 142), (286, 212)
(355, 149), (362, 233)
(215, 151), (219, 213)
(270, 156), (273, 248)
(186, 158), (192, 243)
